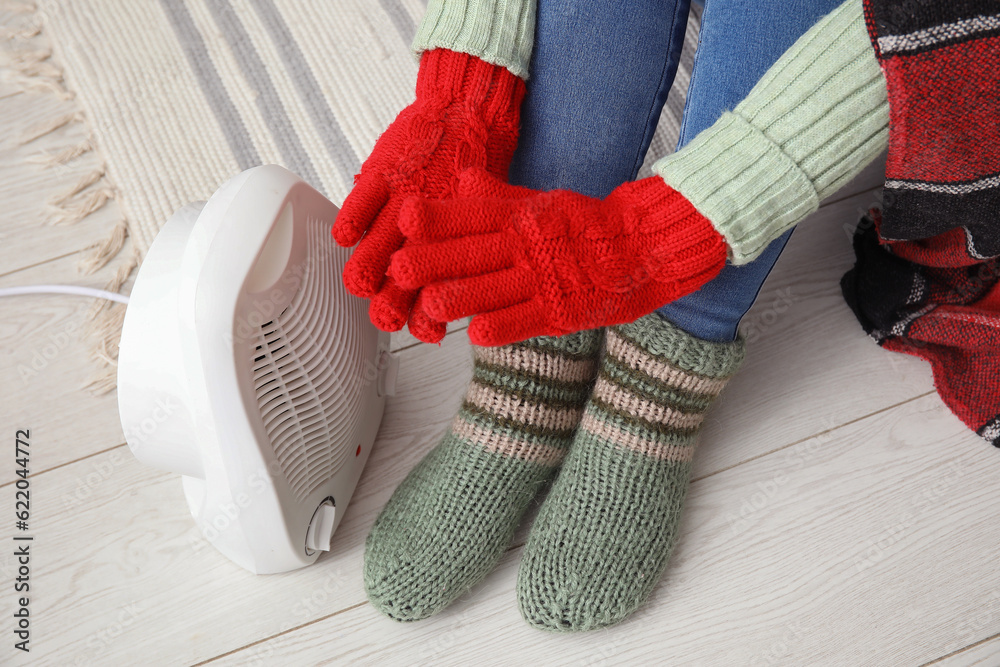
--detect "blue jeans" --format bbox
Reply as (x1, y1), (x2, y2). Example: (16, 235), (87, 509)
(508, 0), (841, 342)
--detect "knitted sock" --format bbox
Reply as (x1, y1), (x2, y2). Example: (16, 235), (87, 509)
(364, 329), (603, 621)
(517, 313), (744, 632)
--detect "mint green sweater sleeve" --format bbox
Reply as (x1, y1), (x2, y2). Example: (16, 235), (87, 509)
(413, 0), (536, 79)
(653, 0), (888, 264)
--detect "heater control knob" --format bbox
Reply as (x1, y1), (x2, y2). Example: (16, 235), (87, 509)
(305, 499), (337, 552)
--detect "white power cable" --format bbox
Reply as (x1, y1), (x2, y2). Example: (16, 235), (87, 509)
(0, 284), (129, 305)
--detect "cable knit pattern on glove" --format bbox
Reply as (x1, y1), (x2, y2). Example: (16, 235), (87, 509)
(391, 168), (729, 346)
(332, 48), (525, 342)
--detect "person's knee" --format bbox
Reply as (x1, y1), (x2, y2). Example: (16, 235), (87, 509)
(510, 112), (649, 196)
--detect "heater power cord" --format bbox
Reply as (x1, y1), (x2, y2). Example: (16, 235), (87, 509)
(0, 285), (130, 305)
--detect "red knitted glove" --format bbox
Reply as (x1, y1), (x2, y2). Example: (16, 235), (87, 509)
(332, 48), (526, 343)
(390, 168), (729, 346)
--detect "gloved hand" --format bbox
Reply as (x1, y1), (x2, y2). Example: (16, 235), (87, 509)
(390, 167), (730, 346)
(332, 48), (526, 343)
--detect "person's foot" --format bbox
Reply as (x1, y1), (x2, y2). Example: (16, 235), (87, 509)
(517, 314), (744, 631)
(364, 329), (603, 621)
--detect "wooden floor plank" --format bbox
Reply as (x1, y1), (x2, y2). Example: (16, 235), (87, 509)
(933, 635), (1000, 667)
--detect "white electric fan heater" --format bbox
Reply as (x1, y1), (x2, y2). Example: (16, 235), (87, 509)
(117, 165), (397, 574)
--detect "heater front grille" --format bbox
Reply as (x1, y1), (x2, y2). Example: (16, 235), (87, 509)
(249, 216), (369, 502)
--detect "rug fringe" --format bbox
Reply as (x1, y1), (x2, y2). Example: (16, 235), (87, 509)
(26, 136), (93, 166)
(48, 186), (115, 224)
(18, 109), (83, 143)
(49, 165), (104, 205)
(77, 217), (128, 274)
(3, 45), (73, 99)
(8, 47), (62, 78)
(4, 0), (134, 393)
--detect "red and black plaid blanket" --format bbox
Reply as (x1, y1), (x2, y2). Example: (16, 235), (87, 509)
(841, 0), (1000, 446)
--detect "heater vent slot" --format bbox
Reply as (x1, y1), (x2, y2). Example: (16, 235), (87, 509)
(249, 216), (369, 502)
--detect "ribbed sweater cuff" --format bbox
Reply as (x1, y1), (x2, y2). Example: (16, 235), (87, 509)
(413, 0), (535, 80)
(655, 113), (820, 264)
(654, 0), (888, 265)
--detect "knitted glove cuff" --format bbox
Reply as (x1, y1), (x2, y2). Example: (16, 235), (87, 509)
(413, 0), (536, 79)
(415, 48), (525, 121)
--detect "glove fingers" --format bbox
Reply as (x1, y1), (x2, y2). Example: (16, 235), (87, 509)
(390, 231), (517, 289)
(407, 293), (448, 344)
(342, 199), (404, 298)
(467, 300), (550, 347)
(368, 275), (416, 332)
(422, 266), (535, 322)
(458, 167), (536, 200)
(333, 172), (390, 247)
(398, 196), (511, 242)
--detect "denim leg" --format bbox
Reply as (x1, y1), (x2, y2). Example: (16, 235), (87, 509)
(656, 0), (844, 342)
(508, 0), (691, 198)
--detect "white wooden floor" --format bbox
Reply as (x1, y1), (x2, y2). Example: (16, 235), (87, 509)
(2, 54), (1000, 667)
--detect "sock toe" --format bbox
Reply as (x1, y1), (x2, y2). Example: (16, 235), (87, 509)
(517, 442), (688, 632)
(364, 559), (441, 622)
(364, 440), (534, 621)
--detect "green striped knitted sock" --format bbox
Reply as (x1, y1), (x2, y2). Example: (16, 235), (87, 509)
(364, 329), (602, 621)
(517, 314), (745, 632)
